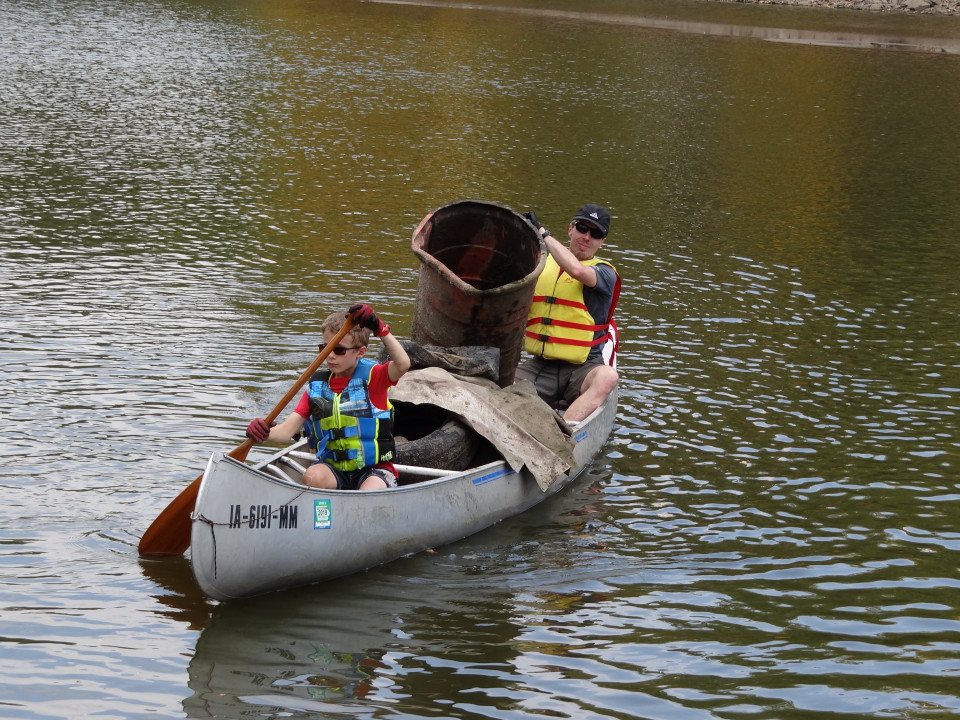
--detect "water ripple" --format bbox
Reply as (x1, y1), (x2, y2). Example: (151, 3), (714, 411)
(3, 0), (960, 718)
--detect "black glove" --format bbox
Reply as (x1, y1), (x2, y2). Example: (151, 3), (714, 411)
(348, 303), (390, 338)
(245, 418), (272, 443)
(523, 210), (550, 239)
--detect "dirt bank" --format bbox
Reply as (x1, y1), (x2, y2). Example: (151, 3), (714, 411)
(712, 0), (960, 15)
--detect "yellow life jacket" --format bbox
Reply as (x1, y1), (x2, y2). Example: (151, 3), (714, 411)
(524, 255), (619, 364)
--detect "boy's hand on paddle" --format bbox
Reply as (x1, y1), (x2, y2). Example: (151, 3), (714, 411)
(349, 303), (390, 338)
(245, 418), (271, 443)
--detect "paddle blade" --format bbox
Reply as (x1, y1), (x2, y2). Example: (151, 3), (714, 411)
(137, 476), (201, 556)
(137, 441), (254, 556)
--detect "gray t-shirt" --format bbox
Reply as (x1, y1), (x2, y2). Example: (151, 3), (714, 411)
(585, 262), (618, 361)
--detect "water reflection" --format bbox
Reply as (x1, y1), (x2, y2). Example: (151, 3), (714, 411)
(184, 563), (524, 717)
(181, 480), (960, 718)
(3, 0), (960, 717)
(141, 556), (217, 631)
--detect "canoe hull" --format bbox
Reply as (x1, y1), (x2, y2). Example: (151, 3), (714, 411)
(190, 389), (617, 600)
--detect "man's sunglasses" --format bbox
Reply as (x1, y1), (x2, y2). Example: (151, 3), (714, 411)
(321, 344), (361, 355)
(573, 220), (605, 240)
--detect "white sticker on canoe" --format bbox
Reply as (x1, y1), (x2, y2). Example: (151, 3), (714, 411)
(314, 499), (332, 529)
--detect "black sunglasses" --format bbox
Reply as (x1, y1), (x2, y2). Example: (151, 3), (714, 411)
(321, 344), (361, 355)
(573, 220), (605, 240)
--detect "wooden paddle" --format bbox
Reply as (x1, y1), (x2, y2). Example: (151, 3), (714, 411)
(137, 309), (360, 556)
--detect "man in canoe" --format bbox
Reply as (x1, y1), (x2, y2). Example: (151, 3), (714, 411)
(517, 203), (621, 424)
(245, 304), (411, 490)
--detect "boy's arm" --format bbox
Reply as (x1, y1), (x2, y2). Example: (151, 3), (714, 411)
(246, 393), (308, 444)
(267, 410), (307, 443)
(380, 331), (411, 383)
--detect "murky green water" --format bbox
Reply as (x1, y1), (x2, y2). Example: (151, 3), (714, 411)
(2, 0), (959, 717)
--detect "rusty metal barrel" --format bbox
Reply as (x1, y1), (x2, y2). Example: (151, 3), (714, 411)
(410, 200), (545, 387)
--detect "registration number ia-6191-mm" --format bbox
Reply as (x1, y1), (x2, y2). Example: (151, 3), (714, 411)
(226, 503), (298, 529)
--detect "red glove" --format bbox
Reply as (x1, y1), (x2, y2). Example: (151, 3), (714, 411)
(348, 303), (390, 338)
(245, 418), (271, 443)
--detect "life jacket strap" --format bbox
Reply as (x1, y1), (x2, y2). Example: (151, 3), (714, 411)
(527, 316), (608, 332)
(330, 448), (360, 463)
(525, 330), (612, 348)
(327, 425), (360, 441)
(531, 294), (586, 311)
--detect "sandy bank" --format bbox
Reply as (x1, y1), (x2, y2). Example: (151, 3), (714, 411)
(712, 0), (959, 15)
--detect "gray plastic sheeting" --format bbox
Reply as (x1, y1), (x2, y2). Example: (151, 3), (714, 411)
(391, 366), (576, 491)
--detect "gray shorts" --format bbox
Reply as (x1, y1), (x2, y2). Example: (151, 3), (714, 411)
(514, 356), (601, 412)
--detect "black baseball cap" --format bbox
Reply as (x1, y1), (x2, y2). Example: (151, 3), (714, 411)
(571, 203), (611, 237)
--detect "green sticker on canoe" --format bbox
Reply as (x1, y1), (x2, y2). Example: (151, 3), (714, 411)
(314, 499), (332, 529)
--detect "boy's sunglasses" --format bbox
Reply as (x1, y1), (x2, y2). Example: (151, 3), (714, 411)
(321, 344), (361, 355)
(573, 220), (605, 240)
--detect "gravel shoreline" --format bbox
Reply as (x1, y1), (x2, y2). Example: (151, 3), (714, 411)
(712, 0), (960, 15)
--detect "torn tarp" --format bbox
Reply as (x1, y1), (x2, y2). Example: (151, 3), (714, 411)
(390, 366), (576, 491)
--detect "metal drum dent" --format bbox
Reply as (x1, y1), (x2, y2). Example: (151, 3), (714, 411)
(410, 200), (545, 387)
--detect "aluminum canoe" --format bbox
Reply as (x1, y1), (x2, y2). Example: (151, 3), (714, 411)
(190, 388), (617, 601)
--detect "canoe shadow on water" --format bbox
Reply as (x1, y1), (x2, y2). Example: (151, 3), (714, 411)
(179, 557), (530, 717)
(139, 554), (217, 631)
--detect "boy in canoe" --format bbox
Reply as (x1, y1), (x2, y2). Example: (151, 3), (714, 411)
(244, 304), (411, 490)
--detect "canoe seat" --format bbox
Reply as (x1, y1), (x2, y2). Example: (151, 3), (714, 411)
(264, 453), (312, 483)
(278, 455), (308, 476)
(264, 449), (460, 486)
(289, 449), (459, 480)
(393, 464), (458, 478)
(393, 463), (461, 486)
(265, 463), (292, 481)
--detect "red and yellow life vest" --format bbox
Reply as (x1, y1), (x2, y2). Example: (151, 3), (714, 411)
(524, 255), (619, 364)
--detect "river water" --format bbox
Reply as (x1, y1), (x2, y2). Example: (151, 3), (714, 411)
(2, 0), (959, 718)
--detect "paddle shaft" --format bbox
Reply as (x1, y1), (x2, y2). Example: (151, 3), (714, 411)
(137, 312), (359, 556)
